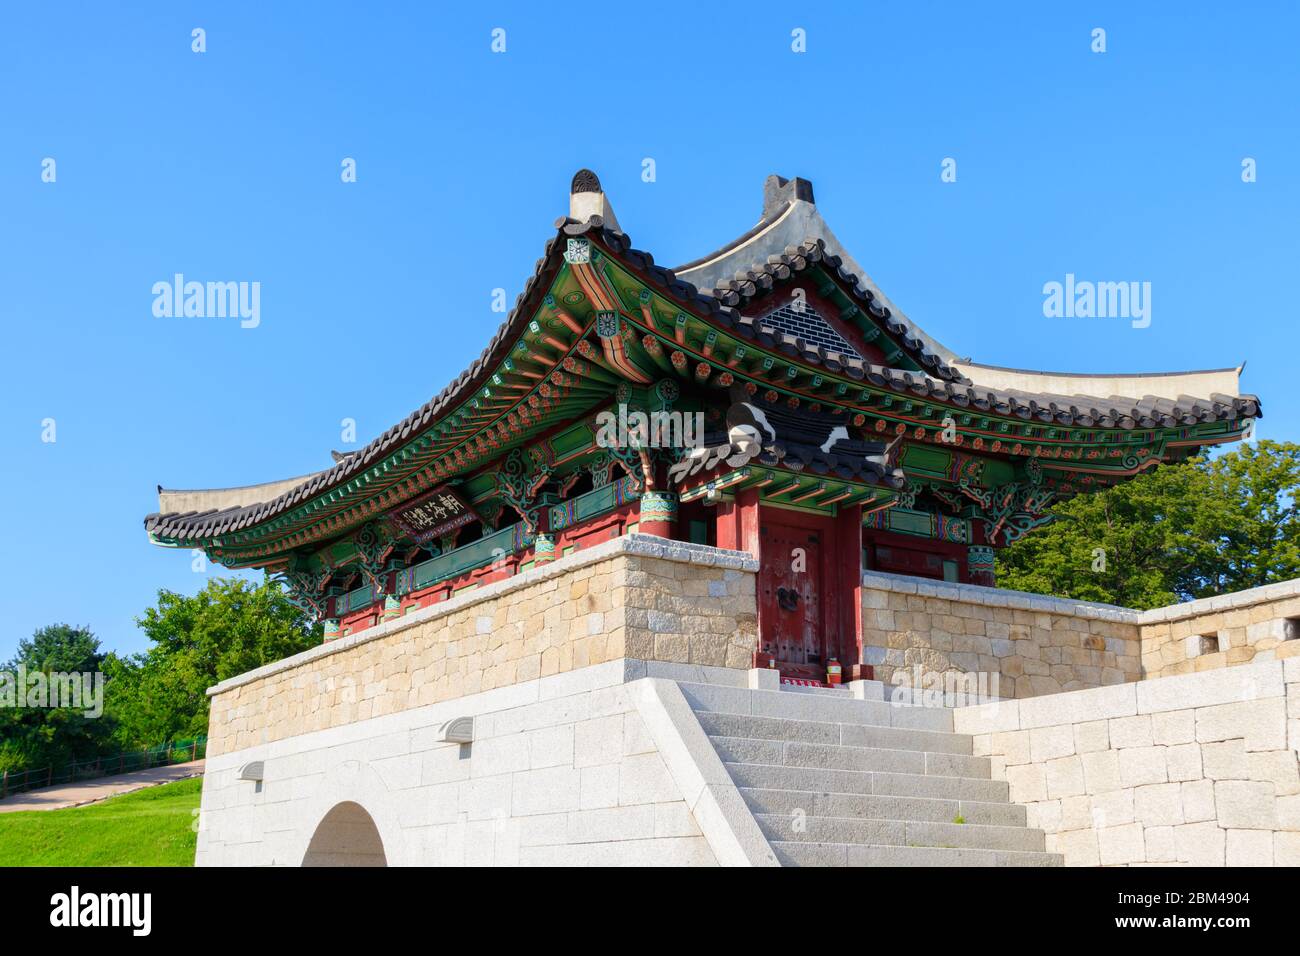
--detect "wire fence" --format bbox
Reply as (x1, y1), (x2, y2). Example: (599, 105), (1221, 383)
(0, 736), (207, 800)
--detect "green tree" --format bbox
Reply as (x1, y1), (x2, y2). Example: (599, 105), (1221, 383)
(996, 440), (1300, 609)
(0, 625), (113, 773)
(104, 578), (321, 748)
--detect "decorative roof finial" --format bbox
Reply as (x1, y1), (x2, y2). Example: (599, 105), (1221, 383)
(571, 169), (602, 194)
(568, 168), (622, 233)
(762, 174), (815, 219)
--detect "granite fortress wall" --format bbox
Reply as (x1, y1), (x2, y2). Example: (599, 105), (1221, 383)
(861, 573), (1300, 698)
(954, 660), (1300, 866)
(199, 659), (764, 867)
(860, 572), (1141, 698)
(207, 536), (757, 756)
(197, 536), (1300, 866)
(1138, 580), (1300, 678)
(208, 542), (1300, 759)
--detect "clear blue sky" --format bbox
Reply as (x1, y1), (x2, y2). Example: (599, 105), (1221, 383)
(2, 2), (1296, 660)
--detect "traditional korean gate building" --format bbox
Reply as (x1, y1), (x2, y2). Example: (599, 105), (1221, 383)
(145, 174), (1299, 869)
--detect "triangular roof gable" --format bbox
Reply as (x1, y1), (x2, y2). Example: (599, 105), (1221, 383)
(704, 237), (967, 383)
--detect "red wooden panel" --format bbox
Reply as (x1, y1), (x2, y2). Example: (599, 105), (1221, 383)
(758, 510), (834, 680)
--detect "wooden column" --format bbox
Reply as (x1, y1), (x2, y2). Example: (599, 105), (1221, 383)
(637, 490), (678, 538)
(715, 487), (760, 556)
(834, 503), (869, 681)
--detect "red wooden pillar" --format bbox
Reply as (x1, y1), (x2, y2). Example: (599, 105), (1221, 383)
(834, 503), (869, 682)
(715, 488), (760, 556)
(637, 490), (678, 539)
(967, 523), (996, 586)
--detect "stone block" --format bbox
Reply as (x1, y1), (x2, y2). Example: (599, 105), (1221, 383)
(1138, 661), (1284, 714)
(953, 697), (1020, 734)
(1118, 746), (1168, 788)
(1144, 825), (1177, 863)
(1046, 755), (1086, 799)
(1134, 782), (1185, 827)
(993, 729), (1031, 765)
(1019, 681), (1137, 729)
(1225, 829), (1274, 866)
(1201, 738), (1248, 781)
(617, 752), (680, 806)
(511, 766), (582, 816)
(654, 801), (702, 838)
(1276, 831), (1300, 867)
(1214, 780), (1277, 829)
(1060, 795), (1093, 831)
(528, 725), (574, 769)
(1097, 822), (1145, 866)
(1026, 799), (1061, 832)
(565, 805), (657, 844)
(1165, 742), (1203, 783)
(1005, 763), (1047, 803)
(1196, 698), (1287, 752)
(1073, 720), (1110, 754)
(1174, 821), (1225, 866)
(1150, 709), (1195, 746)
(1081, 750), (1122, 794)
(1030, 724), (1076, 763)
(578, 764), (620, 810)
(1109, 715), (1154, 749)
(1181, 779), (1216, 823)
(1056, 827), (1100, 867)
(1090, 788), (1135, 828)
(573, 715), (624, 769)
(1245, 750), (1300, 796)
(1276, 793), (1300, 829)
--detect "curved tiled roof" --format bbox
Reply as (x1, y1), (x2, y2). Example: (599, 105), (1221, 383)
(146, 219), (602, 543)
(146, 185), (1262, 547)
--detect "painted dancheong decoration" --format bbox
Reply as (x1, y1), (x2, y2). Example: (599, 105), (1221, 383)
(144, 171), (1260, 684)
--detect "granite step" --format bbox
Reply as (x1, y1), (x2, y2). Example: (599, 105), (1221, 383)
(770, 841), (1064, 868)
(738, 786), (1028, 827)
(696, 712), (972, 755)
(675, 681), (955, 732)
(678, 679), (1061, 865)
(755, 813), (1046, 852)
(723, 761), (1012, 803)
(709, 736), (990, 778)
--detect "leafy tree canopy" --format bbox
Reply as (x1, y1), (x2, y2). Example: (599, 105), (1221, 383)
(106, 578), (321, 746)
(0, 625), (112, 773)
(1, 579), (319, 774)
(996, 440), (1300, 609)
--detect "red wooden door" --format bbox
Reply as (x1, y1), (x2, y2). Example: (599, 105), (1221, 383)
(759, 519), (824, 679)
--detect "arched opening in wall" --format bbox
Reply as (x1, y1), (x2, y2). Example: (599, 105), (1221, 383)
(302, 801), (387, 867)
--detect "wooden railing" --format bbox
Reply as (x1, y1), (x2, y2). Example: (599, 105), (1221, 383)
(0, 736), (207, 800)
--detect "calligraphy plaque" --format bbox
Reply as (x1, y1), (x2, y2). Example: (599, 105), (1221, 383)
(390, 486), (479, 544)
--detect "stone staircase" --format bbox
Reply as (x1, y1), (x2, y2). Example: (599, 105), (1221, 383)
(676, 680), (1062, 867)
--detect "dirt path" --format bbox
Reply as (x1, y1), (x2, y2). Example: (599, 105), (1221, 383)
(0, 760), (205, 813)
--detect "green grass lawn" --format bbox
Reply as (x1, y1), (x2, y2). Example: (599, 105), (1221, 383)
(0, 776), (201, 867)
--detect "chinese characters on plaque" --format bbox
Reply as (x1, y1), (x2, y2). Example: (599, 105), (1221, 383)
(390, 486), (479, 544)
